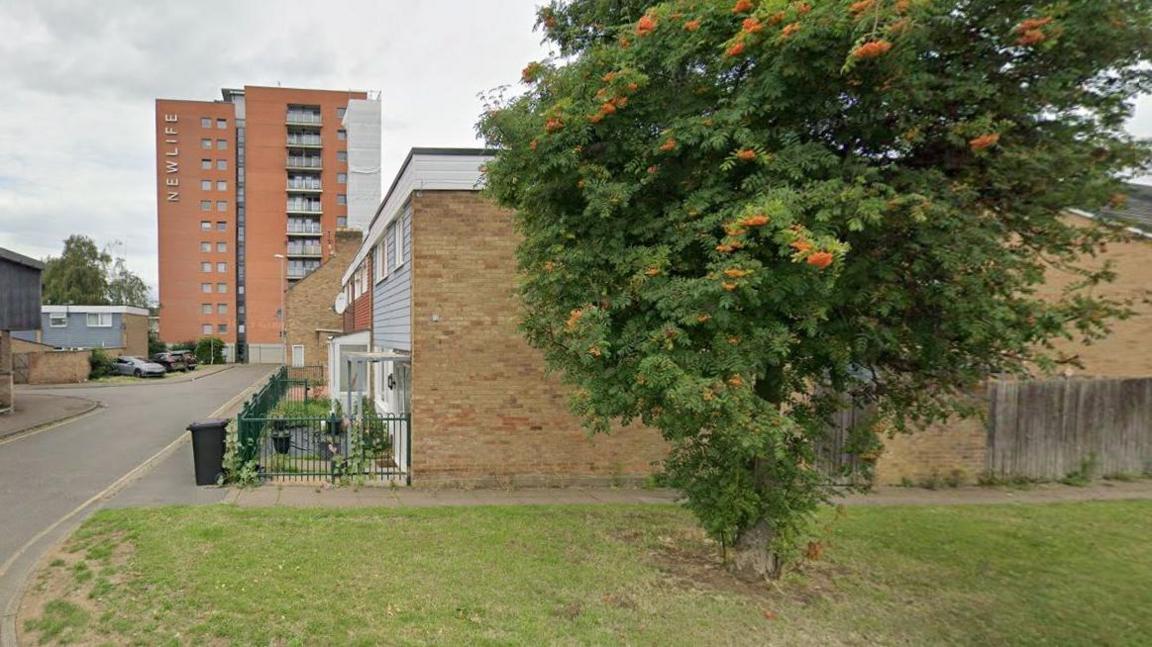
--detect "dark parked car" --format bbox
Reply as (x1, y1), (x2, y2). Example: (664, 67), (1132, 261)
(151, 352), (188, 372)
(171, 350), (198, 370)
(113, 356), (167, 378)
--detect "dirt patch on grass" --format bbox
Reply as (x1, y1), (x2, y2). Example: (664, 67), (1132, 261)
(18, 530), (134, 646)
(629, 523), (852, 610)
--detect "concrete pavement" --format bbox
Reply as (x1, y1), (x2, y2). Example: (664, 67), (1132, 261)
(224, 479), (1152, 509)
(0, 364), (274, 647)
(0, 394), (100, 441)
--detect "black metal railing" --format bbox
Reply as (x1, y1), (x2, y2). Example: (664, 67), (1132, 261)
(235, 366), (410, 484)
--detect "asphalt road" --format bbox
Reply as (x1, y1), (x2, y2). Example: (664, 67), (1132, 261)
(0, 364), (272, 646)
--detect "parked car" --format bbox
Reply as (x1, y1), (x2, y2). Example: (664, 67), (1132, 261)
(150, 352), (188, 372)
(171, 350), (198, 370)
(113, 356), (167, 378)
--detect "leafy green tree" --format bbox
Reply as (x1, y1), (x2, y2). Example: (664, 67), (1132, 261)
(479, 0), (1152, 578)
(41, 236), (151, 307)
(42, 235), (110, 305)
(105, 256), (150, 308)
(195, 336), (226, 364)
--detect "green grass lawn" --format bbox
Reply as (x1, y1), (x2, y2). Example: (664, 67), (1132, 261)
(21, 501), (1152, 646)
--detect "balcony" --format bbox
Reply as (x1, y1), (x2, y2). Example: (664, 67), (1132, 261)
(287, 200), (322, 215)
(286, 156), (322, 170)
(287, 244), (323, 257)
(287, 222), (322, 236)
(285, 111), (322, 127)
(287, 261), (321, 279)
(286, 134), (323, 148)
(286, 179), (322, 193)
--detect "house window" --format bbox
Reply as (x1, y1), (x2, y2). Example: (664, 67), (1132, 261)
(336, 106), (346, 119)
(336, 216), (347, 228)
(201, 138), (212, 149)
(337, 172), (347, 184)
(201, 262), (212, 272)
(216, 118), (227, 129)
(337, 150), (347, 162)
(337, 129), (346, 141)
(217, 283), (227, 293)
(216, 139), (227, 150)
(201, 117), (212, 128)
(86, 313), (112, 328)
(200, 242), (211, 252)
(337, 194), (347, 205)
(217, 262), (227, 273)
(217, 304), (228, 314)
(200, 201), (211, 211)
(216, 200), (227, 212)
(373, 241), (384, 283)
(216, 180), (227, 191)
(201, 221), (212, 231)
(216, 221), (227, 231)
(218, 323), (228, 334)
(393, 220), (405, 269)
(201, 304), (212, 315)
(217, 159), (227, 170)
(201, 283), (212, 293)
(201, 180), (211, 191)
(201, 159), (211, 170)
(217, 242), (227, 253)
(202, 324), (212, 335)
(48, 313), (67, 327)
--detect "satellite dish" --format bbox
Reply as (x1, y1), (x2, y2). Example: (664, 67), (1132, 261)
(334, 292), (348, 314)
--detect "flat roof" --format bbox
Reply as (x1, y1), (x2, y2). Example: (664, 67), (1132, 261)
(42, 305), (151, 316)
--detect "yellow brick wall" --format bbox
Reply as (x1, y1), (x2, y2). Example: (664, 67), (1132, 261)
(409, 191), (667, 486)
(876, 216), (1152, 485)
(285, 230), (363, 372)
(122, 313), (149, 357)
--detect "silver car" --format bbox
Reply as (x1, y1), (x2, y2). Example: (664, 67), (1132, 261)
(113, 356), (167, 378)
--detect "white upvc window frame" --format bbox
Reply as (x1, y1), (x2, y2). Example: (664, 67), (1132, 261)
(393, 217), (405, 270)
(48, 313), (68, 328)
(373, 241), (385, 283)
(86, 313), (112, 328)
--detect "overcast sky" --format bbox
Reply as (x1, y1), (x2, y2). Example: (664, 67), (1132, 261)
(0, 0), (1149, 299)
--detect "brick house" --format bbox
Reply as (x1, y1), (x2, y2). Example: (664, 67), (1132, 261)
(333, 148), (666, 485)
(13, 305), (149, 357)
(873, 193), (1152, 484)
(283, 229), (363, 371)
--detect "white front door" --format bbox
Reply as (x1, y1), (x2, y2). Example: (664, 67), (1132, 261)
(291, 344), (305, 367)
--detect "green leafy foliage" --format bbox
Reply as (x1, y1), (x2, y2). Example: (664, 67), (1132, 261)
(42, 236), (111, 306)
(41, 235), (150, 307)
(194, 336), (225, 364)
(88, 348), (114, 379)
(147, 333), (166, 357)
(478, 0), (1152, 567)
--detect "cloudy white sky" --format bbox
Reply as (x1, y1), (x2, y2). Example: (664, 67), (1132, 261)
(0, 0), (549, 295)
(0, 0), (1149, 299)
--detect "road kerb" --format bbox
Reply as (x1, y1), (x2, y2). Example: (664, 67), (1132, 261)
(0, 366), (276, 647)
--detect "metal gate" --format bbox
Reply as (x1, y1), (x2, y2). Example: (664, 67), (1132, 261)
(12, 353), (30, 384)
(235, 366), (411, 484)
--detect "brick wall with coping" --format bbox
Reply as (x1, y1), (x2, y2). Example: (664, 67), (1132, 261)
(874, 220), (1152, 485)
(409, 191), (667, 486)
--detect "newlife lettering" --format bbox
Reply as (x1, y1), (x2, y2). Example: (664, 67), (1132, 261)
(163, 114), (179, 202)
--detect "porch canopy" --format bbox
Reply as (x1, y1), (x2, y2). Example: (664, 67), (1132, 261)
(341, 350), (411, 414)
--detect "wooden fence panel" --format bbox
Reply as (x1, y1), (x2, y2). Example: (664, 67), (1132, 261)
(987, 377), (1152, 480)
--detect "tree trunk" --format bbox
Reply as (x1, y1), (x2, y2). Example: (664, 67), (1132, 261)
(730, 518), (784, 582)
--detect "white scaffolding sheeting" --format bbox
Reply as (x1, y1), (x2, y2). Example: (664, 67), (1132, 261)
(343, 98), (382, 232)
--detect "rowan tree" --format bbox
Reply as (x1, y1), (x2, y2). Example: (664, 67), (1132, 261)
(477, 0), (1152, 579)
